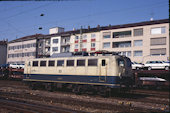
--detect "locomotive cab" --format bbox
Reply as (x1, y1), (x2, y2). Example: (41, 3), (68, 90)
(116, 56), (133, 87)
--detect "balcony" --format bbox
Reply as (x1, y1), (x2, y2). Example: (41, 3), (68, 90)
(75, 40), (78, 43)
(61, 42), (70, 46)
(112, 41), (131, 48)
(74, 49), (78, 52)
(91, 48), (95, 51)
(82, 48), (87, 51)
(91, 38), (96, 42)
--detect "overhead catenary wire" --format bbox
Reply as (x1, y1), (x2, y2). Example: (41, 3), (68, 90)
(0, 1), (167, 34)
(0, 0), (168, 40)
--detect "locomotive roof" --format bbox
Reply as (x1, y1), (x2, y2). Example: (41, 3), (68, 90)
(29, 54), (125, 61)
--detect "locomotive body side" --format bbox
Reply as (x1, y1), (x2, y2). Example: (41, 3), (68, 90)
(23, 55), (132, 88)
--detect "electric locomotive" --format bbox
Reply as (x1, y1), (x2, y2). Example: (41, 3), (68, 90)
(23, 51), (133, 91)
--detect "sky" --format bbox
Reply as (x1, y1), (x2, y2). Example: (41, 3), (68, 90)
(0, 0), (168, 41)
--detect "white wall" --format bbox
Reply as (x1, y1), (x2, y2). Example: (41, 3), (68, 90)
(50, 36), (61, 56)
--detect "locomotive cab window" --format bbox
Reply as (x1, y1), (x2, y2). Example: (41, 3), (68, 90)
(117, 59), (124, 67)
(33, 61), (38, 67)
(48, 60), (55, 66)
(57, 60), (64, 66)
(102, 59), (106, 66)
(88, 59), (98, 66)
(67, 60), (74, 66)
(40, 61), (46, 67)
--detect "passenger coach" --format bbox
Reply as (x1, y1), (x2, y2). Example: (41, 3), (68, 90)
(23, 52), (133, 88)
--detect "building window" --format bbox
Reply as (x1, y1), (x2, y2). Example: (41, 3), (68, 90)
(88, 59), (98, 66)
(113, 31), (131, 38)
(48, 60), (55, 66)
(75, 36), (79, 40)
(57, 60), (64, 66)
(33, 61), (38, 67)
(150, 48), (166, 56)
(75, 44), (78, 49)
(134, 40), (143, 46)
(52, 47), (58, 52)
(91, 34), (96, 38)
(53, 39), (58, 44)
(113, 41), (131, 48)
(103, 32), (111, 38)
(134, 51), (143, 56)
(83, 35), (87, 40)
(40, 61), (46, 66)
(91, 43), (95, 48)
(134, 28), (143, 36)
(77, 59), (85, 66)
(103, 42), (110, 48)
(150, 37), (166, 46)
(67, 60), (74, 66)
(151, 27), (166, 35)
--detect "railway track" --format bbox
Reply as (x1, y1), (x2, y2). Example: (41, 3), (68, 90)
(0, 89), (169, 113)
(0, 80), (169, 113)
(0, 97), (80, 113)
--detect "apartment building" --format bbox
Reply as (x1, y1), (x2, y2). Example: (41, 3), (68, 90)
(7, 19), (168, 64)
(7, 34), (43, 64)
(69, 19), (169, 63)
(0, 40), (7, 65)
(99, 19), (169, 63)
(49, 27), (73, 56)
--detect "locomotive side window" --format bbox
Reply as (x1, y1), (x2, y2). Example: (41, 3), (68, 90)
(33, 61), (38, 67)
(102, 59), (106, 66)
(67, 60), (74, 66)
(88, 59), (98, 66)
(28, 62), (31, 66)
(40, 61), (46, 67)
(48, 60), (55, 66)
(77, 59), (85, 66)
(57, 60), (64, 66)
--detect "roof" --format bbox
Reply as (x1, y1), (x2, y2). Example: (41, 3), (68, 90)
(0, 41), (7, 45)
(8, 19), (169, 42)
(46, 18), (169, 37)
(8, 34), (44, 43)
(102, 19), (169, 31)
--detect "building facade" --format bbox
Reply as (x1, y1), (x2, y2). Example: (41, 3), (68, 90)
(0, 40), (7, 65)
(37, 36), (51, 58)
(7, 19), (169, 64)
(7, 34), (43, 64)
(99, 19), (169, 63)
(70, 31), (101, 52)
(69, 19), (169, 63)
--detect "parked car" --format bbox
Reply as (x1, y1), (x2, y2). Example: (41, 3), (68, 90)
(132, 62), (144, 70)
(9, 64), (20, 69)
(144, 61), (170, 70)
(18, 64), (25, 69)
